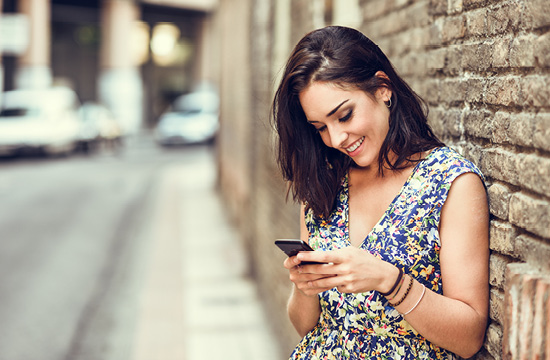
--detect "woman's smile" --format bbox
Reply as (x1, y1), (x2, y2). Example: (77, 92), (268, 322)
(345, 136), (365, 155)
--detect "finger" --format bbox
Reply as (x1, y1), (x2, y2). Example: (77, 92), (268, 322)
(290, 271), (336, 283)
(298, 263), (339, 275)
(307, 274), (343, 290)
(296, 251), (330, 264)
(296, 250), (347, 265)
(283, 255), (301, 270)
(297, 283), (334, 296)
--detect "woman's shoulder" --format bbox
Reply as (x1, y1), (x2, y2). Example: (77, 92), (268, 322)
(421, 146), (484, 183)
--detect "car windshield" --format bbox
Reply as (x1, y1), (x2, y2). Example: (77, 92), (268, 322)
(172, 91), (219, 114)
(0, 108), (40, 118)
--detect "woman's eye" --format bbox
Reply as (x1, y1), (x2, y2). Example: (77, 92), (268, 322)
(315, 126), (327, 133)
(339, 110), (353, 122)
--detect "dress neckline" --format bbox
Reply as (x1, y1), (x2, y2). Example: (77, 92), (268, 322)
(343, 148), (439, 248)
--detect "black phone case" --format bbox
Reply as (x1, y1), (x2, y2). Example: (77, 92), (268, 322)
(275, 239), (324, 264)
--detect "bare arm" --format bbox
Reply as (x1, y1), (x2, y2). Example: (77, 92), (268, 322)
(398, 172), (489, 357)
(296, 173), (489, 357)
(285, 204), (322, 337)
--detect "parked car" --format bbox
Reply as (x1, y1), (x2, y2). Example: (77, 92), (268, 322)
(0, 87), (81, 157)
(77, 102), (122, 153)
(154, 89), (219, 146)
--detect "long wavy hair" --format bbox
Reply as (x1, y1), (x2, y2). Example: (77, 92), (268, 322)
(272, 26), (444, 218)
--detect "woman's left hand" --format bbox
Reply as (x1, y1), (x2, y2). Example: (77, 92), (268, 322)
(296, 246), (398, 294)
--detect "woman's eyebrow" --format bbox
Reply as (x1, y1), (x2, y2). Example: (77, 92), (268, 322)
(326, 99), (350, 117)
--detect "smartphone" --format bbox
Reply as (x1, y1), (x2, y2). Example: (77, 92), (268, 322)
(275, 239), (325, 264)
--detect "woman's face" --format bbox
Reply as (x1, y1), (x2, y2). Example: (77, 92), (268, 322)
(299, 80), (392, 169)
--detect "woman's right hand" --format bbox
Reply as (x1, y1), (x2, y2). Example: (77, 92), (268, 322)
(284, 254), (337, 296)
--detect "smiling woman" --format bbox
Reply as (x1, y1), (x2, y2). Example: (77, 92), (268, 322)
(271, 26), (489, 360)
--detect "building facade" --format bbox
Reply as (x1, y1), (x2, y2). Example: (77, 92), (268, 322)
(1, 0), (216, 132)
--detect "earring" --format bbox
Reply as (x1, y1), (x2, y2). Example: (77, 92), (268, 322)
(386, 97), (392, 108)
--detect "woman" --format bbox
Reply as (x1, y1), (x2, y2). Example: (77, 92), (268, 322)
(272, 26), (489, 359)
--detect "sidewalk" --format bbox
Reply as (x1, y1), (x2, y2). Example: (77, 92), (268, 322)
(132, 148), (283, 360)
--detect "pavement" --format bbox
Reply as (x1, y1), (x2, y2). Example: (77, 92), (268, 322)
(130, 146), (283, 360)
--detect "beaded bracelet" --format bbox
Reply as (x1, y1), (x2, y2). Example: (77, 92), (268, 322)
(379, 267), (403, 296)
(390, 275), (413, 307)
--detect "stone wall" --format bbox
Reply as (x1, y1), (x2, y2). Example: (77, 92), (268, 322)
(214, 0), (550, 358)
(358, 1), (549, 358)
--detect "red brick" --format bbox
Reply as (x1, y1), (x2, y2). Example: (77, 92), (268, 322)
(503, 264), (525, 359)
(427, 48), (446, 73)
(463, 109), (492, 139)
(522, 0), (550, 30)
(521, 76), (550, 107)
(485, 76), (521, 107)
(440, 108), (463, 137)
(490, 288), (506, 325)
(429, 21), (443, 46)
(444, 45), (463, 76)
(440, 79), (466, 105)
(510, 34), (536, 68)
(466, 8), (487, 36)
(531, 279), (549, 359)
(491, 111), (511, 145)
(533, 113), (550, 152)
(465, 76), (486, 103)
(361, 0), (390, 21)
(492, 36), (512, 67)
(487, 2), (521, 35)
(441, 15), (466, 43)
(486, 322), (504, 359)
(519, 276), (536, 359)
(507, 113), (536, 148)
(534, 33), (550, 68)
(547, 290), (550, 360)
(480, 148), (519, 185)
(487, 182), (513, 220)
(429, 0), (447, 15)
(491, 254), (512, 289)
(490, 220), (516, 255)
(516, 154), (550, 196)
(514, 235), (550, 272)
(509, 192), (550, 239)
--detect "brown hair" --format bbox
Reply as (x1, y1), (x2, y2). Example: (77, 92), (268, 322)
(272, 26), (443, 218)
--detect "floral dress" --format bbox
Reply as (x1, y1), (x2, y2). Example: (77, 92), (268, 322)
(290, 147), (484, 360)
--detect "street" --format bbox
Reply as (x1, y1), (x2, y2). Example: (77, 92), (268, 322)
(0, 137), (187, 359)
(0, 137), (280, 360)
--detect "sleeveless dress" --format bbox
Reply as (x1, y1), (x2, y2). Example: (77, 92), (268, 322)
(290, 147), (484, 360)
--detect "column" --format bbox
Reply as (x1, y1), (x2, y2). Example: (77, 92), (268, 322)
(98, 0), (143, 134)
(15, 0), (52, 89)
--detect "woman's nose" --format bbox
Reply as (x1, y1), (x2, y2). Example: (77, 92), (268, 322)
(327, 126), (348, 148)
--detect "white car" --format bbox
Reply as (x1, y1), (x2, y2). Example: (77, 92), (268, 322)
(0, 87), (81, 157)
(77, 102), (122, 153)
(154, 89), (219, 146)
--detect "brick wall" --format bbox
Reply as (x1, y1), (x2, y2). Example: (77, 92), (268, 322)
(214, 0), (550, 358)
(357, 0), (549, 358)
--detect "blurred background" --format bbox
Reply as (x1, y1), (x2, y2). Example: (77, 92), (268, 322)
(0, 0), (549, 359)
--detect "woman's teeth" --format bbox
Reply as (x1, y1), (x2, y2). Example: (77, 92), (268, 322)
(346, 137), (364, 152)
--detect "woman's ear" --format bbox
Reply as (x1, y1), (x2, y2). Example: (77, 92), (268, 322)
(374, 71), (392, 103)
(374, 71), (392, 102)
(375, 70), (389, 81)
